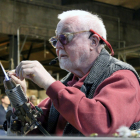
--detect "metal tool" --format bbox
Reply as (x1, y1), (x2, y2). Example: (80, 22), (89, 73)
(0, 62), (50, 136)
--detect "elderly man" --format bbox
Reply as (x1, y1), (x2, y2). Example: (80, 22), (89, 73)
(9, 10), (140, 136)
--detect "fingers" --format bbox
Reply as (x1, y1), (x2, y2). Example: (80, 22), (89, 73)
(7, 69), (16, 77)
(10, 75), (27, 94)
(21, 68), (35, 80)
(10, 75), (21, 84)
(15, 61), (37, 80)
(12, 60), (56, 90)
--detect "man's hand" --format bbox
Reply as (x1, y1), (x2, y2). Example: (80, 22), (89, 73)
(15, 60), (56, 90)
(8, 70), (27, 94)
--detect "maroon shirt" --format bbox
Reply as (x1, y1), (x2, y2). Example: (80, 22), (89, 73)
(30, 70), (140, 136)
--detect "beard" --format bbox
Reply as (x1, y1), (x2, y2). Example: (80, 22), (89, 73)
(58, 49), (90, 73)
(59, 58), (79, 72)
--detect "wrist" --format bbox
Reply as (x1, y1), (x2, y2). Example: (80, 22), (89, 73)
(43, 78), (56, 91)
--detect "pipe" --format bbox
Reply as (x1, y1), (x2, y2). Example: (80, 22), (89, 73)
(118, 18), (121, 48)
(20, 35), (28, 53)
(17, 27), (20, 65)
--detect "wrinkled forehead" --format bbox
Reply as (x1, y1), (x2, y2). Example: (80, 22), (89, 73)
(56, 17), (79, 35)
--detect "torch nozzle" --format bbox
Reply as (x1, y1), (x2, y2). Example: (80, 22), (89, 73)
(0, 62), (10, 81)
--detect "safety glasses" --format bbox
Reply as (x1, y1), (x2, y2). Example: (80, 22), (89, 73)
(49, 29), (114, 56)
(49, 30), (89, 48)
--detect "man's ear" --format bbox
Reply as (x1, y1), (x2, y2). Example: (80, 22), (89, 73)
(90, 34), (100, 50)
(91, 34), (100, 45)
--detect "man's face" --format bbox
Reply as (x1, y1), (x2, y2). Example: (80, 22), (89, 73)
(2, 96), (10, 105)
(55, 17), (91, 73)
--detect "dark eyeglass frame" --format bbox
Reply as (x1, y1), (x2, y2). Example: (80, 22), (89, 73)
(49, 29), (114, 56)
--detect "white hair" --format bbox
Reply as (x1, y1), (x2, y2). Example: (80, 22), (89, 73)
(58, 10), (107, 40)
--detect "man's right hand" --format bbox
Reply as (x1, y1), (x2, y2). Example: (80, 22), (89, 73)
(15, 60), (56, 90)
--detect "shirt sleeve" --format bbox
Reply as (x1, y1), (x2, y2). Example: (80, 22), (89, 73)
(46, 70), (140, 136)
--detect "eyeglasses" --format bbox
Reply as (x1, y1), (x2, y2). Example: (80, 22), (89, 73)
(49, 30), (89, 48)
(49, 29), (114, 56)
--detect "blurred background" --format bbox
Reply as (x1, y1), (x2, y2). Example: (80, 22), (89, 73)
(0, 0), (140, 104)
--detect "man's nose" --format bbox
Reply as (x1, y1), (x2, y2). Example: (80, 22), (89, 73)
(55, 40), (64, 50)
